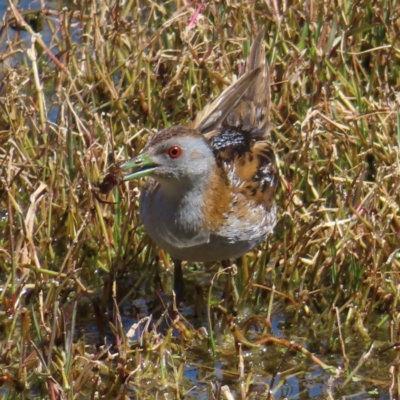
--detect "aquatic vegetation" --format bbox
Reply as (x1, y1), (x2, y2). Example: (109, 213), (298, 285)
(0, 0), (399, 398)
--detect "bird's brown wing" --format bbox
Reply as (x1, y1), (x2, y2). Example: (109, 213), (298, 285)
(224, 29), (271, 139)
(193, 29), (271, 140)
(192, 67), (262, 134)
(199, 29), (276, 235)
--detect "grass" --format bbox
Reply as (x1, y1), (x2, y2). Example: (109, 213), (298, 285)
(1, 0), (400, 398)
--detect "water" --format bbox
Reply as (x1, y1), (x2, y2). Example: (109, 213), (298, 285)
(1, 0), (64, 124)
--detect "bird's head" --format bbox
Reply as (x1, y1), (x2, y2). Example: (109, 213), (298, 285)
(120, 126), (216, 186)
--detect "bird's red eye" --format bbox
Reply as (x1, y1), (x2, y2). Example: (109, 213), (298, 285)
(167, 146), (182, 159)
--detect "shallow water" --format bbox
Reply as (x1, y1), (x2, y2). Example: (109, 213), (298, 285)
(70, 267), (394, 400)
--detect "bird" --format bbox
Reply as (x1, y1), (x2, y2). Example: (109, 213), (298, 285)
(102, 30), (278, 303)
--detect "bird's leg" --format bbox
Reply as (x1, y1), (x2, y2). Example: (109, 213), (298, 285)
(222, 259), (236, 315)
(173, 259), (185, 305)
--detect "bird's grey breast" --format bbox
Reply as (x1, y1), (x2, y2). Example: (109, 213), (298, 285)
(139, 179), (210, 251)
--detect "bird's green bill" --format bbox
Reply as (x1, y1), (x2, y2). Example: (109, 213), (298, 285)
(120, 154), (156, 181)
